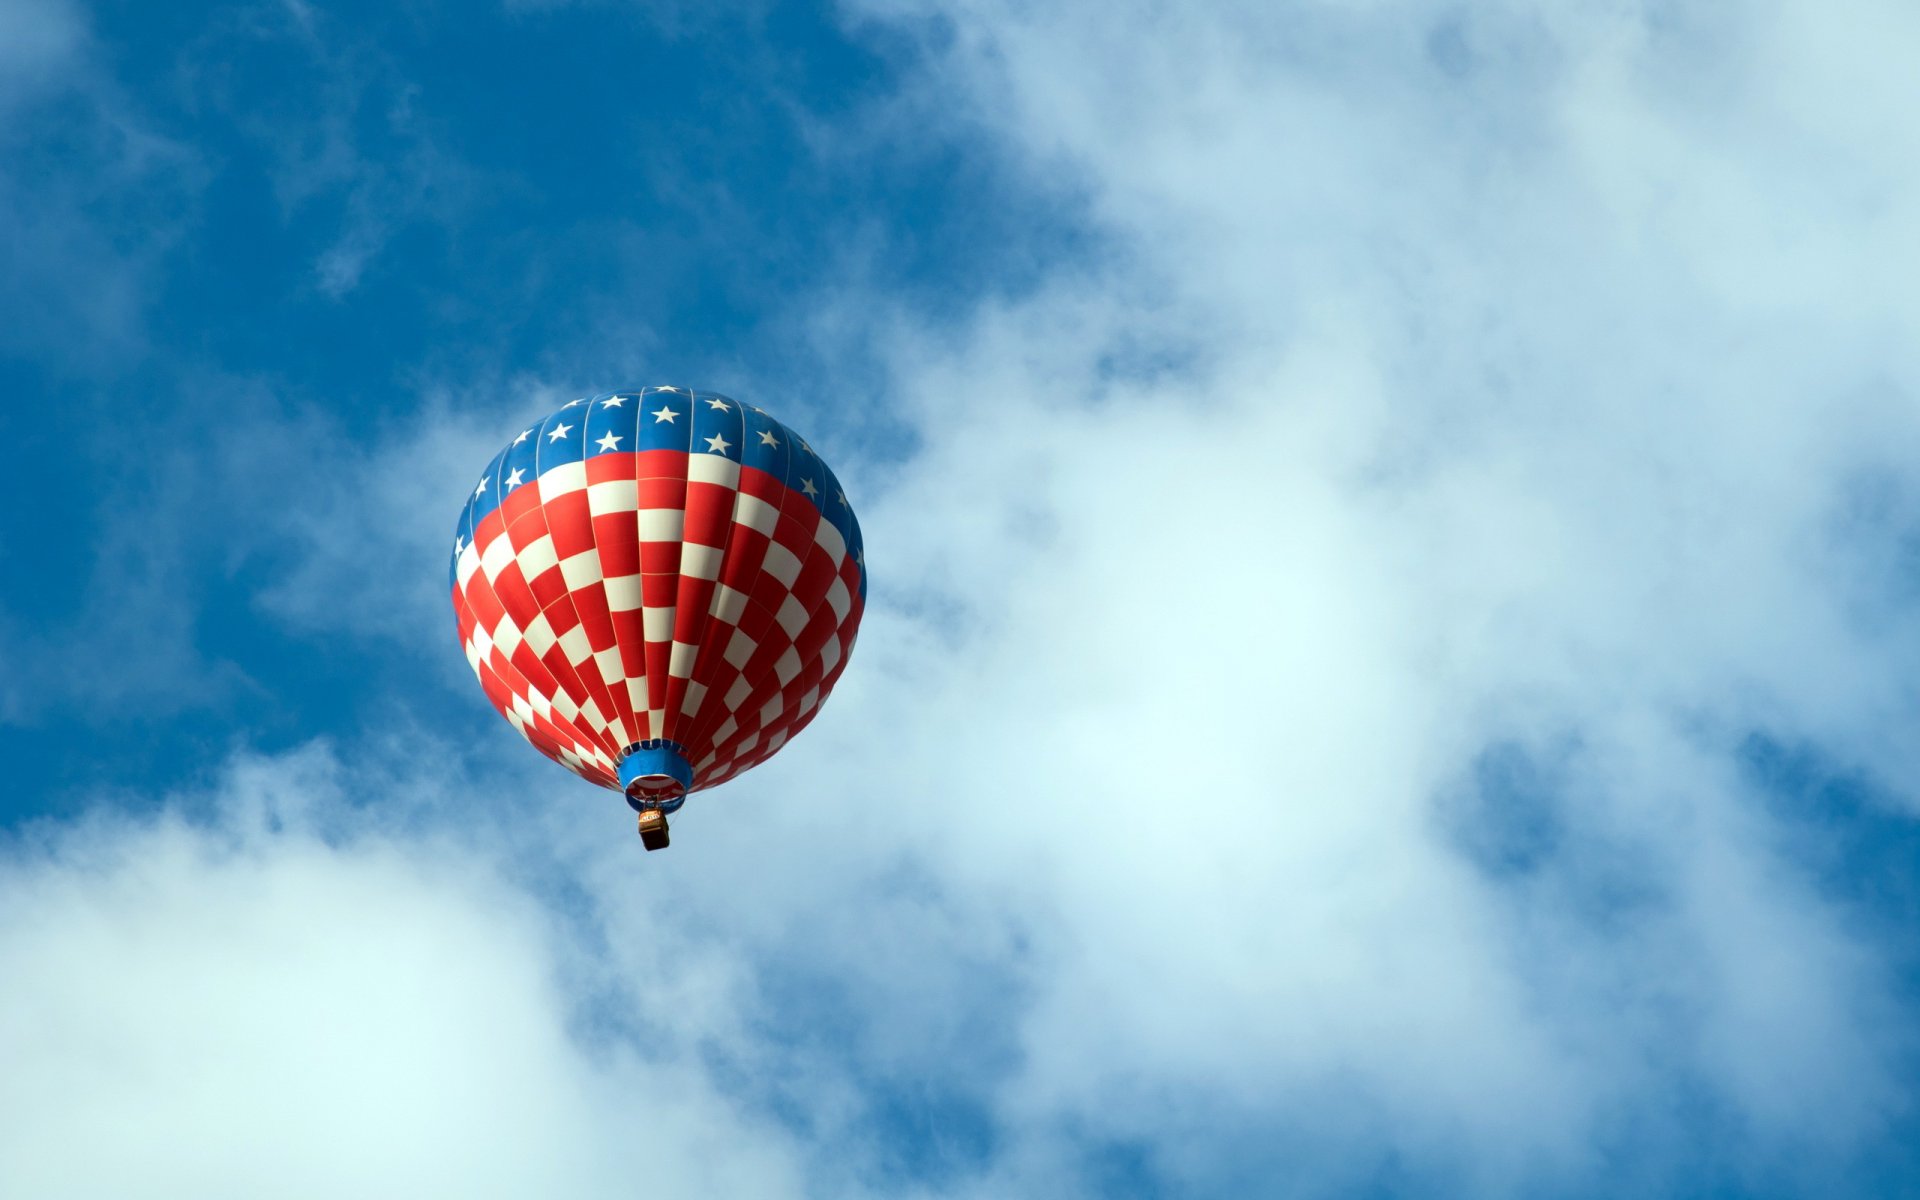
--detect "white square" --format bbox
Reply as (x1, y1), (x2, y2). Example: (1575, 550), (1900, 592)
(588, 478), (637, 515)
(596, 648), (626, 690)
(457, 542), (483, 586)
(559, 550), (603, 591)
(724, 628), (756, 668)
(481, 535), (517, 582)
(710, 585), (747, 625)
(824, 577), (851, 621)
(813, 518), (845, 563)
(669, 640), (697, 678)
(762, 543), (801, 588)
(522, 612), (557, 655)
(538, 460), (587, 496)
(723, 676), (752, 711)
(604, 573), (643, 613)
(734, 493), (778, 535)
(776, 594), (810, 638)
(516, 533), (558, 581)
(559, 625), (593, 666)
(639, 508), (685, 542)
(680, 680), (707, 716)
(773, 646), (801, 685)
(642, 604), (675, 642)
(490, 615), (524, 658)
(680, 542), (723, 580)
(689, 454), (740, 487)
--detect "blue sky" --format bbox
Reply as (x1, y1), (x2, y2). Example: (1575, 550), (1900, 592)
(4, 1), (1920, 1197)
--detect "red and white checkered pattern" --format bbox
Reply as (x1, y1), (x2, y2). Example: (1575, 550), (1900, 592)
(451, 434), (864, 800)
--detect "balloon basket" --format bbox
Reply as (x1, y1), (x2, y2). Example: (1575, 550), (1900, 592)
(637, 808), (671, 851)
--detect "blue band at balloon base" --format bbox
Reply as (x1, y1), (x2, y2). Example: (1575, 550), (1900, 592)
(620, 741), (693, 813)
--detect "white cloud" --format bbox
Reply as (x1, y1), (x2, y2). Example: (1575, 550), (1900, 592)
(0, 744), (814, 1200)
(785, 0), (1920, 1189)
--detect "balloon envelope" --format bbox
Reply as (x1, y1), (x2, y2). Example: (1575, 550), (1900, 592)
(450, 388), (865, 812)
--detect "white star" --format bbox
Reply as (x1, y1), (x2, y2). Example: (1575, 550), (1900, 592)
(657, 385), (684, 393)
(757, 430), (780, 448)
(474, 477), (489, 498)
(706, 397), (730, 411)
(855, 548), (863, 566)
(504, 467), (526, 490)
(836, 490), (847, 505)
(595, 431), (621, 451)
(800, 478), (818, 497)
(601, 396), (626, 408)
(652, 406), (679, 424)
(799, 439), (814, 455)
(547, 422), (573, 441)
(705, 432), (732, 454)
(565, 398), (585, 407)
(454, 535), (465, 554)
(513, 428), (532, 445)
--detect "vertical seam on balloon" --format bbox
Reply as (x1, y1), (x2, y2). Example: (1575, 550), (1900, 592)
(484, 429), (611, 772)
(462, 447), (548, 732)
(659, 384), (697, 739)
(540, 397), (632, 765)
(614, 389), (657, 754)
(675, 395), (749, 764)
(724, 449), (837, 778)
(659, 390), (728, 749)
(523, 407), (624, 769)
(679, 404), (786, 763)
(582, 392), (642, 752)
(463, 520), (586, 777)
(635, 388), (688, 741)
(503, 410), (591, 771)
(721, 416), (835, 772)
(608, 391), (650, 745)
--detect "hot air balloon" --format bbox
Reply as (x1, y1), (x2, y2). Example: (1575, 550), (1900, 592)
(449, 388), (865, 850)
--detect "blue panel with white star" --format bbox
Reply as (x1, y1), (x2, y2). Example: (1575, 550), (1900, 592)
(585, 392), (642, 460)
(637, 388), (692, 452)
(453, 388), (866, 599)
